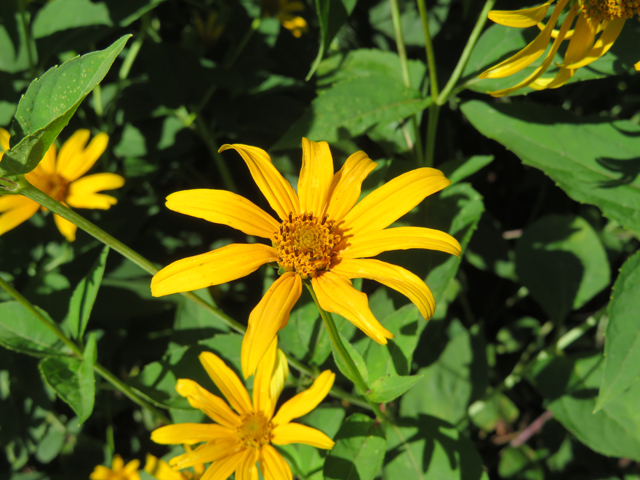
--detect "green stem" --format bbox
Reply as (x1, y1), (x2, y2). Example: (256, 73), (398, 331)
(18, 0), (37, 79)
(224, 17), (261, 70)
(194, 116), (238, 193)
(305, 284), (385, 422)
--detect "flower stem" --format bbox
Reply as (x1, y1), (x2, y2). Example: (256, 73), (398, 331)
(194, 116), (238, 194)
(18, 0), (37, 79)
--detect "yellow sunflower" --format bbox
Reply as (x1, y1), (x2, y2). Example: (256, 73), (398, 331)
(145, 451), (204, 480)
(260, 0), (308, 38)
(150, 339), (335, 480)
(479, 0), (640, 96)
(151, 138), (461, 377)
(0, 128), (124, 241)
(90, 454), (141, 480)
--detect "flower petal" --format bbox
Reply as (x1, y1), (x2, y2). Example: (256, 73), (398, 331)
(272, 423), (335, 449)
(151, 243), (277, 297)
(39, 142), (57, 175)
(0, 128), (9, 152)
(169, 439), (242, 470)
(151, 423), (235, 445)
(124, 459), (141, 474)
(332, 258), (435, 320)
(112, 455), (124, 471)
(325, 151), (377, 224)
(342, 226), (461, 259)
(219, 144), (299, 221)
(0, 198), (39, 236)
(635, 60), (639, 71)
(241, 272), (302, 378)
(298, 138), (334, 216)
(67, 174), (124, 210)
(199, 351), (254, 415)
(90, 466), (113, 480)
(145, 454), (184, 480)
(312, 272), (393, 344)
(562, 18), (625, 69)
(488, 1), (553, 28)
(200, 451), (246, 480)
(57, 131), (109, 181)
(235, 448), (260, 480)
(259, 445), (293, 480)
(175, 378), (241, 428)
(272, 370), (335, 426)
(165, 189), (280, 239)
(341, 168), (449, 237)
(54, 213), (78, 242)
(252, 337), (278, 418)
(270, 348), (289, 405)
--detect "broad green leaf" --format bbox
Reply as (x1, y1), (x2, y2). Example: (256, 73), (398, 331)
(170, 289), (230, 349)
(439, 155), (494, 185)
(466, 213), (517, 281)
(516, 214), (610, 321)
(368, 374), (422, 403)
(67, 246), (109, 340)
(461, 101), (640, 234)
(38, 334), (97, 425)
(0, 3), (36, 74)
(273, 75), (430, 150)
(499, 445), (544, 480)
(468, 392), (519, 432)
(596, 250), (640, 411)
(0, 302), (66, 357)
(1, 35), (130, 176)
(32, 0), (112, 39)
(323, 413), (386, 480)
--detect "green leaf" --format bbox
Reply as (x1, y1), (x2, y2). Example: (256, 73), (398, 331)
(67, 246), (109, 341)
(170, 289), (230, 349)
(39, 334), (97, 425)
(515, 214), (610, 321)
(596, 250), (640, 411)
(461, 100), (640, 234)
(331, 332), (368, 393)
(499, 445), (544, 480)
(323, 413), (387, 480)
(1, 35), (130, 176)
(0, 3), (37, 74)
(469, 392), (519, 432)
(368, 374), (422, 403)
(0, 302), (66, 357)
(439, 155), (494, 185)
(32, 0), (113, 39)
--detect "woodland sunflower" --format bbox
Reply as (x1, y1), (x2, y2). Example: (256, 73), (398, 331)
(260, 0), (308, 37)
(0, 129), (124, 241)
(150, 339), (335, 480)
(479, 0), (640, 96)
(151, 138), (461, 377)
(90, 455), (141, 480)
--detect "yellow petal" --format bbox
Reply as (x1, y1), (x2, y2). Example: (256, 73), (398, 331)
(90, 466), (113, 480)
(325, 151), (377, 223)
(529, 67), (574, 90)
(169, 439), (241, 470)
(66, 173), (124, 210)
(298, 138), (334, 216)
(479, 0), (570, 79)
(312, 272), (393, 344)
(112, 455), (125, 471)
(199, 351), (254, 415)
(175, 378), (241, 428)
(252, 337), (278, 418)
(241, 272), (302, 378)
(165, 189), (280, 239)
(144, 454), (184, 480)
(332, 259), (435, 320)
(562, 18), (625, 69)
(635, 60), (639, 71)
(270, 348), (289, 405)
(235, 448), (260, 480)
(488, 1), (553, 28)
(342, 226), (461, 259)
(54, 213), (78, 242)
(39, 142), (57, 175)
(151, 243), (277, 297)
(272, 423), (335, 449)
(271, 370), (334, 426)
(151, 423), (235, 445)
(341, 168), (449, 237)
(259, 445), (293, 480)
(200, 450), (246, 480)
(560, 12), (597, 66)
(124, 459), (141, 474)
(57, 131), (109, 181)
(0, 128), (9, 152)
(219, 144), (299, 221)
(0, 198), (39, 236)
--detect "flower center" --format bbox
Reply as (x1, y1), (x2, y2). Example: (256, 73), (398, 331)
(273, 212), (342, 279)
(237, 413), (272, 448)
(579, 0), (640, 20)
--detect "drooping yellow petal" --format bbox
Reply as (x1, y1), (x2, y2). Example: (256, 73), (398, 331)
(272, 423), (335, 449)
(151, 423), (235, 445)
(270, 348), (289, 405)
(479, 0), (570, 79)
(175, 378), (241, 428)
(165, 189), (280, 239)
(199, 351), (253, 415)
(0, 128), (9, 152)
(298, 138), (334, 216)
(235, 448), (260, 480)
(54, 213), (78, 242)
(562, 12), (597, 65)
(219, 144), (299, 221)
(151, 243), (277, 297)
(144, 454), (184, 480)
(562, 18), (625, 69)
(0, 198), (39, 236)
(272, 370), (334, 426)
(252, 337), (278, 418)
(259, 445), (293, 480)
(312, 272), (393, 344)
(488, 1), (553, 28)
(332, 258), (435, 320)
(169, 439), (241, 470)
(342, 226), (461, 259)
(200, 450), (246, 480)
(341, 168), (450, 237)
(529, 68), (574, 90)
(57, 131), (109, 181)
(241, 272), (302, 378)
(325, 151), (377, 224)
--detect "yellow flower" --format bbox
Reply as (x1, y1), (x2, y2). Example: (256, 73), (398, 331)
(193, 10), (225, 48)
(0, 128), (124, 241)
(261, 0), (308, 38)
(150, 339), (335, 480)
(151, 138), (461, 377)
(479, 0), (640, 96)
(145, 451), (205, 480)
(90, 454), (141, 480)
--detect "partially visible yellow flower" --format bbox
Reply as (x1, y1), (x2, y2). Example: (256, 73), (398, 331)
(0, 128), (124, 241)
(145, 450), (204, 480)
(479, 0), (640, 96)
(151, 339), (335, 480)
(261, 0), (308, 37)
(90, 454), (141, 480)
(151, 138), (461, 377)
(193, 10), (225, 48)
(636, 60), (640, 70)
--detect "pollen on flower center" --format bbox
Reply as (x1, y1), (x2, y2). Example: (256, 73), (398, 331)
(273, 212), (342, 279)
(579, 0), (640, 20)
(237, 413), (272, 448)
(46, 174), (70, 202)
